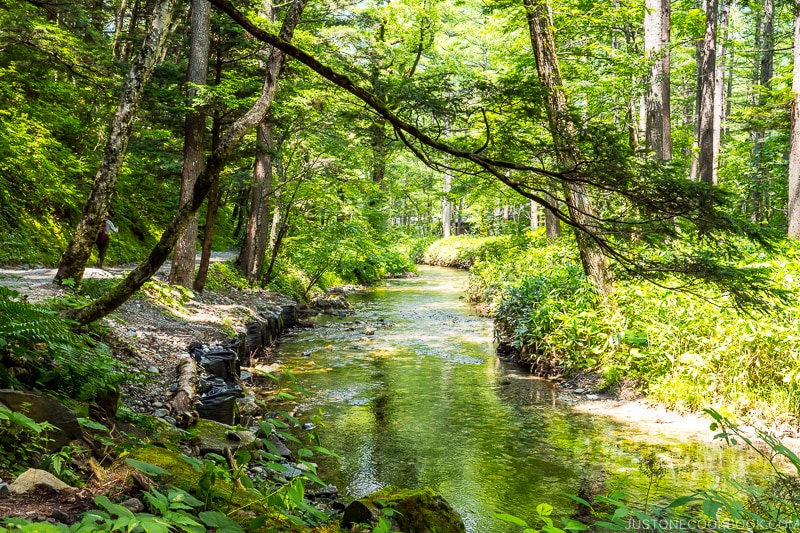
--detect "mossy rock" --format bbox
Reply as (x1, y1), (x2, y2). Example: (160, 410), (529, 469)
(187, 418), (261, 454)
(126, 445), (308, 532)
(341, 486), (466, 533)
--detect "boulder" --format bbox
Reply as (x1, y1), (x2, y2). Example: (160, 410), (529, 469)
(341, 486), (466, 533)
(0, 390), (82, 452)
(9, 469), (71, 494)
(191, 419), (261, 455)
(310, 293), (352, 310)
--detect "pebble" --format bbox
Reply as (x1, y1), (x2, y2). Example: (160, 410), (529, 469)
(153, 408), (169, 418)
(152, 401), (164, 408)
(51, 510), (69, 522)
(163, 416), (177, 425)
(0, 483), (9, 498)
(121, 498), (144, 513)
(302, 423), (316, 431)
(586, 394), (600, 401)
(573, 388), (586, 394)
(147, 366), (160, 374)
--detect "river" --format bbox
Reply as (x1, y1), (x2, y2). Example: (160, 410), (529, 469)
(276, 266), (772, 532)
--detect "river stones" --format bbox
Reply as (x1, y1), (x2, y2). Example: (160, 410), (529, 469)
(341, 486), (466, 533)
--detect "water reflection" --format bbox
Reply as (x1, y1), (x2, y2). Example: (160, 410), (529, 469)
(277, 266), (772, 532)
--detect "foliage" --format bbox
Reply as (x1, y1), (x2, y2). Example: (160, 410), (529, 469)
(453, 234), (800, 425)
(142, 280), (194, 310)
(422, 234), (529, 269)
(0, 403), (55, 476)
(204, 262), (251, 292)
(0, 287), (127, 400)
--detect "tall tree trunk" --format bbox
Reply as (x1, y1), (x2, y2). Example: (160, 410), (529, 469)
(697, 0), (718, 184)
(194, 74), (224, 293)
(530, 198), (539, 230)
(788, 2), (800, 238)
(442, 169), (452, 238)
(239, 121), (274, 283)
(523, 0), (613, 297)
(751, 0), (775, 222)
(712, 0), (730, 184)
(54, 0), (178, 285)
(64, 0), (308, 325)
(644, 0), (672, 160)
(169, 0), (211, 288)
(239, 0), (278, 283)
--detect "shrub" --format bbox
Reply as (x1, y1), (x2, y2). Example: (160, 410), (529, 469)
(0, 286), (127, 400)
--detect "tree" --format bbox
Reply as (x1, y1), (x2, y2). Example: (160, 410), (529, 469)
(54, 0), (179, 285)
(789, 0), (800, 238)
(522, 0), (614, 297)
(64, 0), (308, 325)
(644, 0), (672, 160)
(238, 0), (288, 285)
(169, 0), (211, 288)
(697, 0), (719, 184)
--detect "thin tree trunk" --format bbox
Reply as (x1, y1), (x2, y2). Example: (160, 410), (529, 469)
(239, 121), (274, 283)
(530, 198), (539, 230)
(194, 104), (224, 293)
(712, 0), (730, 184)
(751, 0), (774, 221)
(523, 0), (613, 297)
(697, 0), (718, 184)
(442, 169), (452, 238)
(112, 0), (128, 60)
(788, 2), (800, 238)
(63, 0), (308, 325)
(54, 0), (178, 285)
(239, 0), (277, 282)
(170, 0), (211, 288)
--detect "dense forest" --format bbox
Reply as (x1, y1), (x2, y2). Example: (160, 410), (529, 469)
(5, 0), (800, 530)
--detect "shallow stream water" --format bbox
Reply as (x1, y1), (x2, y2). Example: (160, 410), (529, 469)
(276, 266), (772, 532)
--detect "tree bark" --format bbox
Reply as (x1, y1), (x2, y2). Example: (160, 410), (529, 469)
(712, 0), (730, 184)
(64, 0), (308, 325)
(169, 357), (198, 428)
(523, 0), (613, 297)
(697, 0), (718, 184)
(54, 0), (178, 285)
(788, 2), (800, 238)
(644, 0), (672, 160)
(194, 106), (224, 292)
(751, 0), (774, 221)
(239, 121), (274, 283)
(239, 0), (278, 283)
(170, 0), (211, 288)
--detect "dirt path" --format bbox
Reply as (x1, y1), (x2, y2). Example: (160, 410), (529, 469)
(0, 251), (237, 296)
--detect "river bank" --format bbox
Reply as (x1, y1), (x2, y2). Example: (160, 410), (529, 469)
(0, 262), (791, 532)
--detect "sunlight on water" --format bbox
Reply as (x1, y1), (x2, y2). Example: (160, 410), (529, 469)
(276, 266), (773, 532)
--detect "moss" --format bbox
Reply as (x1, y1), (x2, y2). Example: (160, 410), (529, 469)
(129, 445), (309, 532)
(344, 486), (466, 533)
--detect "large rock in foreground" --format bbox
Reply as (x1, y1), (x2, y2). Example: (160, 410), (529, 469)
(341, 486), (466, 533)
(0, 390), (82, 451)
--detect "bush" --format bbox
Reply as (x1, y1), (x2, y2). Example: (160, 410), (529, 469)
(0, 286), (127, 400)
(467, 236), (800, 425)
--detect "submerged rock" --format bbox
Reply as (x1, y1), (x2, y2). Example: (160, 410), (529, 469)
(341, 486), (466, 533)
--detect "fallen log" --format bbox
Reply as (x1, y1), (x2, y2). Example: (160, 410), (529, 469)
(170, 357), (198, 428)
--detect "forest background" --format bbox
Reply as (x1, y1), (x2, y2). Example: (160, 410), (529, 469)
(5, 0), (800, 422)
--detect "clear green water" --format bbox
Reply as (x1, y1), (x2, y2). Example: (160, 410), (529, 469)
(276, 266), (772, 532)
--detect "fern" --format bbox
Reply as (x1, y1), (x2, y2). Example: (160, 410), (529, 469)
(0, 286), (127, 399)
